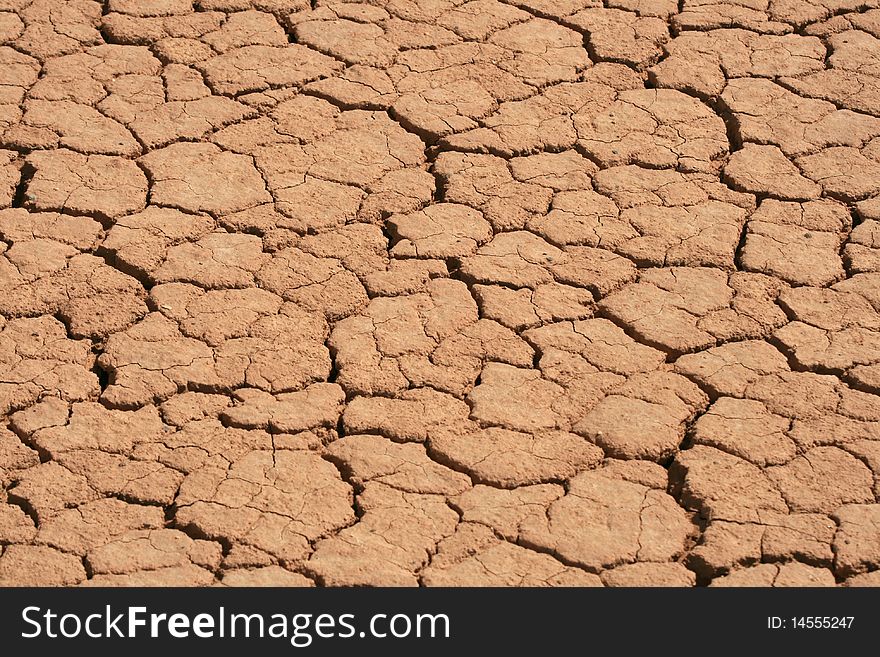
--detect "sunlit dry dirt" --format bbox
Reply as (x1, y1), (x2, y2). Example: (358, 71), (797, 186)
(1, 0), (880, 588)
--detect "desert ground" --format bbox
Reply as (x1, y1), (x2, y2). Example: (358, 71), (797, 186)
(0, 0), (879, 588)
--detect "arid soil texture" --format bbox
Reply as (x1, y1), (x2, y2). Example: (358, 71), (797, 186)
(1, 0), (880, 588)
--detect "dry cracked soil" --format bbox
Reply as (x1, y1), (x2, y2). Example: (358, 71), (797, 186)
(0, 0), (879, 588)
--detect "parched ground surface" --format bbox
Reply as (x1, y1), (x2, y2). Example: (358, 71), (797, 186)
(1, 0), (880, 589)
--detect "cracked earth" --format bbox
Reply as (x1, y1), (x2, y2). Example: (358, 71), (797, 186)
(1, 0), (880, 589)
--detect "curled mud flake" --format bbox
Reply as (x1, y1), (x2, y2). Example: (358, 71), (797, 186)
(32, 46), (160, 102)
(487, 18), (589, 87)
(723, 145), (820, 201)
(832, 504), (880, 577)
(740, 221), (844, 287)
(568, 8), (669, 70)
(102, 207), (216, 281)
(671, 445), (788, 523)
(436, 0), (530, 41)
(510, 150), (598, 191)
(725, 78), (880, 158)
(608, 0), (678, 17)
(574, 370), (708, 462)
(774, 286), (880, 371)
(788, 414), (880, 456)
(25, 149), (148, 221)
(652, 30), (824, 99)
(845, 219), (880, 274)
(0, 545), (86, 586)
(175, 450), (354, 562)
(0, 245), (146, 339)
(126, 96), (257, 150)
(140, 143), (272, 215)
(519, 468), (692, 571)
(211, 305), (331, 395)
(835, 273), (880, 311)
(601, 562), (695, 587)
(34, 498), (164, 555)
(97, 312), (216, 409)
(159, 391), (230, 427)
(824, 29), (880, 76)
(846, 363), (880, 394)
(329, 278), (487, 397)
(14, 399), (163, 456)
(389, 203), (491, 259)
(593, 164), (754, 210)
(796, 146), (880, 203)
(0, 208), (103, 251)
(468, 363), (568, 433)
(0, 11), (23, 44)
(58, 450), (184, 505)
(0, 425), (40, 487)
(844, 571), (880, 586)
(0, 502), (37, 545)
(766, 447), (874, 514)
(503, 0), (602, 19)
(327, 434), (471, 496)
(460, 230), (566, 288)
(152, 284), (283, 346)
(197, 44), (343, 96)
(428, 424), (603, 488)
(363, 259), (449, 297)
(304, 60), (397, 107)
(474, 282), (594, 332)
(753, 198), (851, 233)
(221, 383), (345, 433)
(421, 522), (602, 587)
(598, 459), (670, 489)
(6, 100), (140, 156)
(599, 267), (732, 355)
(83, 565), (216, 586)
(342, 388), (470, 443)
(130, 420), (276, 474)
(14, 0), (103, 61)
(163, 64), (211, 101)
(255, 247), (368, 321)
(201, 10), (288, 53)
(441, 69), (641, 156)
(688, 512), (836, 577)
(108, 0), (194, 17)
(691, 398), (796, 467)
(221, 566), (313, 587)
(0, 315), (98, 415)
(547, 248), (635, 298)
(156, 37), (217, 65)
(435, 153), (553, 231)
(526, 318), (665, 377)
(585, 165), (754, 269)
(452, 484), (564, 541)
(674, 339), (789, 398)
(576, 88), (729, 174)
(673, 1), (792, 35)
(305, 482), (459, 586)
(153, 233), (268, 289)
(294, 17), (398, 68)
(795, 46), (880, 106)
(85, 528), (222, 577)
(7, 461), (100, 523)
(0, 46), (40, 107)
(0, 150), (19, 208)
(710, 563), (836, 587)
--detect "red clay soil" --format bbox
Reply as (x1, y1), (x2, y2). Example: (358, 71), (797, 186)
(1, 0), (880, 588)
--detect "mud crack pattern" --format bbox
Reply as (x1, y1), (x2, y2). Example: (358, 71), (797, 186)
(1, 0), (879, 588)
